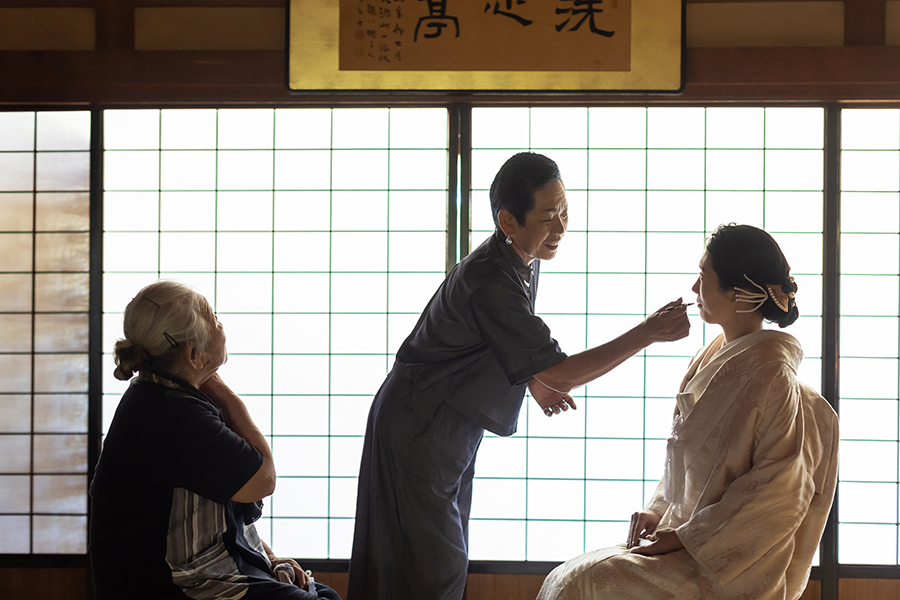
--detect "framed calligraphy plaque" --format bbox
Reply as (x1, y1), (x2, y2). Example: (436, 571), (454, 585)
(288, 0), (683, 92)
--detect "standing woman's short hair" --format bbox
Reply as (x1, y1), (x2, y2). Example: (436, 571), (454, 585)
(706, 223), (800, 328)
(490, 152), (562, 228)
(113, 280), (217, 380)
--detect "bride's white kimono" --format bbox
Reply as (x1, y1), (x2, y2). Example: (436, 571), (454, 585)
(538, 330), (838, 600)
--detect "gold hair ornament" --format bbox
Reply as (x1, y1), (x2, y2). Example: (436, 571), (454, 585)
(767, 283), (791, 313)
(766, 277), (795, 312)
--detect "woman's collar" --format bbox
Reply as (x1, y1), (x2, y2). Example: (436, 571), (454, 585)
(494, 229), (533, 285)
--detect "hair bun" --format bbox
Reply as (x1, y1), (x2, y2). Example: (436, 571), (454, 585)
(786, 276), (798, 295)
(773, 277), (799, 329)
(113, 339), (151, 380)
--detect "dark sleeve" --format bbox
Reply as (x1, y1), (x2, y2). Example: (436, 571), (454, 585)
(158, 394), (263, 505)
(469, 279), (567, 386)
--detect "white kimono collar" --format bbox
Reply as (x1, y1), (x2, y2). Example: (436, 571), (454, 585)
(677, 329), (802, 417)
(664, 329), (803, 504)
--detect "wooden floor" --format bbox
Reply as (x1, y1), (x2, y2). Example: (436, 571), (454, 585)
(15, 567), (900, 600)
(312, 571), (819, 599)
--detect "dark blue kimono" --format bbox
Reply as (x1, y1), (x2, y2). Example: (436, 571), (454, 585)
(348, 230), (567, 600)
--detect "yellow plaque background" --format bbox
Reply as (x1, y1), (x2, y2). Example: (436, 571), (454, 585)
(289, 0), (683, 92)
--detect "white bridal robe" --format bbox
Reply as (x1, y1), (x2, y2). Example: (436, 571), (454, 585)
(538, 330), (839, 600)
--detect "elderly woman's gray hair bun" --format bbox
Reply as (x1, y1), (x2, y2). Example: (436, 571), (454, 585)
(113, 339), (152, 381)
(113, 280), (216, 380)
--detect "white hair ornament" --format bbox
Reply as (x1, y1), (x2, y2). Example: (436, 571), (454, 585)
(734, 274), (795, 313)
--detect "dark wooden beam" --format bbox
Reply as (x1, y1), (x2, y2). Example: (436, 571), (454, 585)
(844, 0), (886, 46)
(682, 46), (900, 101)
(95, 0), (134, 51)
(1, 47), (900, 106)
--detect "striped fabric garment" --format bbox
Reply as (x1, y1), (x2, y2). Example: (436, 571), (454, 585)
(166, 487), (268, 600)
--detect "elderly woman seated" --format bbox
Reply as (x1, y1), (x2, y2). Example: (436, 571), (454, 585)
(89, 280), (340, 600)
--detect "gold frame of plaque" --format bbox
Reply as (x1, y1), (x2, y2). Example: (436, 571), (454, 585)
(288, 0), (684, 93)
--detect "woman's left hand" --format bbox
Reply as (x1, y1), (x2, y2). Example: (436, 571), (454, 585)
(270, 556), (310, 589)
(629, 528), (684, 556)
(263, 540), (310, 589)
(529, 379), (576, 417)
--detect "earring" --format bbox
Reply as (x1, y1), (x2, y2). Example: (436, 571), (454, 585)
(505, 236), (513, 245)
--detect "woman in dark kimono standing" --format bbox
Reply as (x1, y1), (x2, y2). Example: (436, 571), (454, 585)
(348, 152), (691, 600)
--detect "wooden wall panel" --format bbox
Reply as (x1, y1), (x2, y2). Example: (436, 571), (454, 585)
(134, 7), (284, 50)
(466, 573), (547, 600)
(841, 578), (900, 599)
(313, 571), (349, 598)
(804, 579), (822, 599)
(0, 8), (95, 50)
(686, 2), (844, 47)
(887, 0), (900, 44)
(0, 567), (89, 600)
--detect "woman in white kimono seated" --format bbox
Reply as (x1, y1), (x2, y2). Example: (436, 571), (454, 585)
(538, 224), (839, 600)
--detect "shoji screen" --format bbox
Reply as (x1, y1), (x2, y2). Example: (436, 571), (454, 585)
(839, 108), (900, 565)
(467, 106), (824, 561)
(0, 111), (91, 554)
(102, 108), (449, 558)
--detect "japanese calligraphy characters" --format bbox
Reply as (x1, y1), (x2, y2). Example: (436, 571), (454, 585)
(339, 0), (631, 71)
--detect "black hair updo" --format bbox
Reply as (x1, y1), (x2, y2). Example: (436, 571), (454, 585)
(489, 152), (562, 229)
(706, 223), (799, 328)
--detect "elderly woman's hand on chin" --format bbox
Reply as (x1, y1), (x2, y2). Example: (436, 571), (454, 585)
(200, 372), (228, 398)
(200, 375), (252, 431)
